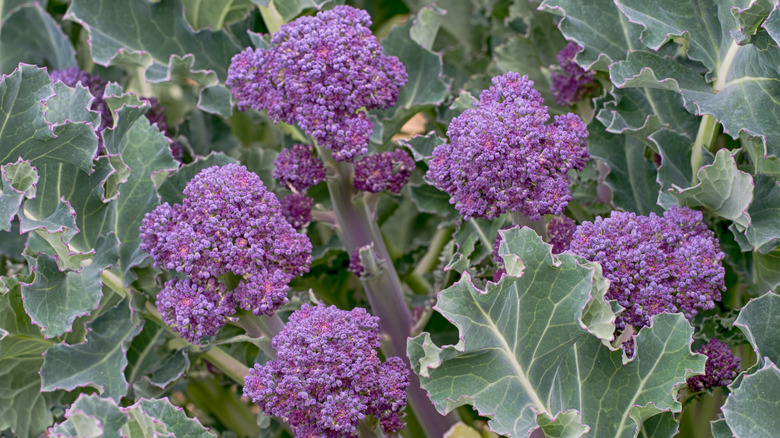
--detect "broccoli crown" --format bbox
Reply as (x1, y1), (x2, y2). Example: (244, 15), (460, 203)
(226, 6), (407, 162)
(244, 304), (409, 437)
(139, 164), (312, 339)
(427, 72), (589, 220)
(280, 192), (313, 230)
(569, 206), (725, 331)
(687, 339), (740, 391)
(353, 149), (415, 194)
(547, 215), (577, 253)
(273, 144), (327, 191)
(550, 42), (595, 106)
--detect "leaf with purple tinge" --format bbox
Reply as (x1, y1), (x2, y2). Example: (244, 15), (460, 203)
(40, 299), (144, 402)
(409, 228), (705, 437)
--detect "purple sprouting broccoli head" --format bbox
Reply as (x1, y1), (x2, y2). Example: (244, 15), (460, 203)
(353, 149), (415, 194)
(280, 192), (313, 229)
(547, 216), (577, 253)
(550, 42), (595, 106)
(427, 72), (589, 220)
(568, 206), (725, 334)
(244, 304), (409, 437)
(273, 144), (327, 191)
(226, 6), (407, 162)
(49, 68), (183, 161)
(139, 164), (312, 341)
(687, 339), (740, 391)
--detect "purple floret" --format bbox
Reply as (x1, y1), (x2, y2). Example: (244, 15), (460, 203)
(244, 304), (409, 437)
(280, 192), (313, 229)
(687, 339), (740, 391)
(568, 206), (725, 334)
(550, 42), (595, 106)
(273, 144), (327, 191)
(226, 6), (408, 161)
(156, 278), (235, 343)
(353, 149), (415, 194)
(139, 164), (312, 340)
(547, 216), (577, 253)
(427, 72), (589, 220)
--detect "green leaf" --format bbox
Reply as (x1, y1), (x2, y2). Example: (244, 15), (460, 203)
(66, 0), (241, 81)
(638, 411), (679, 438)
(613, 0), (725, 72)
(408, 183), (458, 220)
(735, 174), (780, 253)
(669, 149), (753, 228)
(0, 3), (76, 75)
(274, 0), (332, 22)
(136, 399), (214, 437)
(588, 124), (663, 215)
(68, 394), (129, 437)
(765, 4), (780, 46)
(610, 35), (780, 159)
(409, 228), (704, 437)
(45, 82), (102, 127)
(398, 133), (445, 162)
(0, 283), (55, 437)
(755, 250), (780, 293)
(537, 410), (589, 438)
(0, 158), (37, 230)
(489, 34), (565, 107)
(652, 129), (715, 203)
(21, 234), (118, 338)
(711, 418), (734, 438)
(40, 299), (144, 401)
(49, 411), (104, 438)
(596, 87), (700, 141)
(0, 64), (98, 173)
(722, 362), (780, 438)
(452, 217), (506, 267)
(377, 15), (450, 140)
(179, 112), (239, 157)
(182, 0), (255, 30)
(734, 292), (780, 364)
(409, 5), (445, 50)
(539, 0), (643, 70)
(730, 0), (776, 43)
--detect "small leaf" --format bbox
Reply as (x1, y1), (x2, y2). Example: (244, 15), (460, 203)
(182, 0), (255, 30)
(0, 3), (76, 75)
(670, 149), (753, 228)
(398, 133), (445, 162)
(41, 299), (144, 401)
(734, 292), (780, 364)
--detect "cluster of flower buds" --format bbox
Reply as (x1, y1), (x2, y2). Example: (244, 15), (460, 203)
(427, 72), (589, 220)
(139, 164), (312, 341)
(226, 5), (407, 161)
(550, 42), (596, 106)
(353, 149), (415, 194)
(687, 338), (741, 391)
(244, 304), (409, 436)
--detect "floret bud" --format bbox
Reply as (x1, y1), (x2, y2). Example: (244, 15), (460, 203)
(139, 164), (312, 339)
(353, 149), (415, 194)
(568, 206), (725, 333)
(273, 144), (327, 191)
(280, 192), (313, 229)
(427, 72), (589, 220)
(547, 216), (577, 253)
(156, 277), (235, 342)
(687, 339), (740, 391)
(226, 6), (408, 161)
(244, 304), (409, 436)
(550, 42), (595, 106)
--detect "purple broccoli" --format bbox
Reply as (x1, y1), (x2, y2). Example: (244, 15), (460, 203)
(244, 304), (409, 437)
(273, 144), (327, 191)
(568, 206), (725, 334)
(547, 216), (577, 253)
(550, 42), (595, 106)
(353, 149), (415, 194)
(139, 164), (312, 341)
(427, 72), (589, 220)
(687, 339), (740, 391)
(280, 192), (313, 229)
(226, 6), (408, 161)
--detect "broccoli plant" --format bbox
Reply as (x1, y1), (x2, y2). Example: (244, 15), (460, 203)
(0, 1), (778, 437)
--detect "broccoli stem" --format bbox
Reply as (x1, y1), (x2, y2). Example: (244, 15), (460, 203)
(233, 310), (285, 359)
(322, 154), (458, 437)
(258, 0), (284, 34)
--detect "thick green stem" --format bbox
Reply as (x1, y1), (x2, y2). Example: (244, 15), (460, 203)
(187, 378), (260, 437)
(233, 311), (285, 359)
(258, 0), (284, 34)
(690, 114), (719, 184)
(357, 419), (385, 438)
(322, 156), (458, 437)
(100, 270), (250, 384)
(414, 226), (454, 276)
